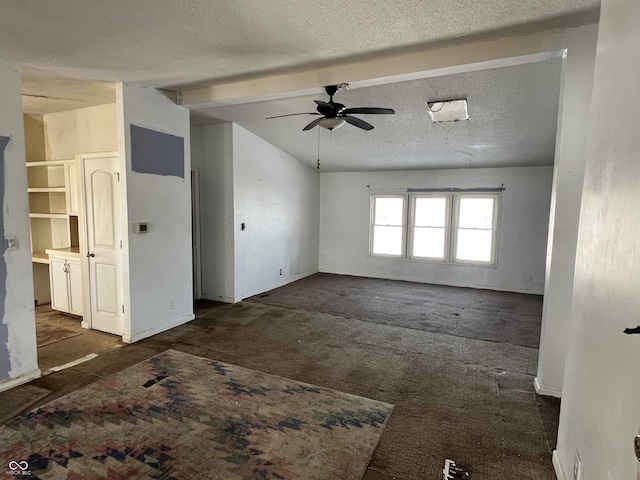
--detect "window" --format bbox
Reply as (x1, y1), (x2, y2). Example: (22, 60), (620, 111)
(411, 196), (449, 260)
(371, 196), (405, 256)
(454, 196), (497, 263)
(370, 192), (499, 266)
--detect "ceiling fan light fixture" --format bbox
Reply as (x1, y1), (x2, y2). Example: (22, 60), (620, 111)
(426, 98), (469, 123)
(318, 117), (346, 130)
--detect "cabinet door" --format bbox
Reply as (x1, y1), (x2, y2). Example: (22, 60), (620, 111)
(49, 256), (69, 313)
(65, 163), (79, 215)
(66, 258), (84, 316)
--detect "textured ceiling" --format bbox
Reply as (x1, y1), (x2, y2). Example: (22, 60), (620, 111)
(3, 1), (594, 170)
(4, 0), (598, 89)
(21, 66), (115, 115)
(199, 59), (563, 171)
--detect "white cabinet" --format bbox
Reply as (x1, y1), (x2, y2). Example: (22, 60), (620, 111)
(48, 253), (83, 316)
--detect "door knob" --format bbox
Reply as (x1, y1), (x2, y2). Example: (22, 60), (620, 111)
(86, 252), (95, 258)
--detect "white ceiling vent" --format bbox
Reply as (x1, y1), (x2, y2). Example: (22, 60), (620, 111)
(426, 99), (469, 123)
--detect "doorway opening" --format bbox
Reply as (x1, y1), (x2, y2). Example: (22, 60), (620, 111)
(191, 168), (202, 301)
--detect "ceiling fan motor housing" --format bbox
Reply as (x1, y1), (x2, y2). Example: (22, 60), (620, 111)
(316, 101), (345, 118)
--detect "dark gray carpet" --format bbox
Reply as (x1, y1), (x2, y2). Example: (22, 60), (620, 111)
(36, 323), (81, 347)
(248, 273), (544, 348)
(179, 300), (556, 479)
(0, 274), (557, 479)
(0, 385), (50, 424)
(35, 305), (83, 347)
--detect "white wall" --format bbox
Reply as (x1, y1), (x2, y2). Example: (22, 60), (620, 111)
(191, 123), (320, 302)
(191, 123), (235, 302)
(0, 59), (40, 390)
(43, 104), (118, 160)
(553, 1), (640, 478)
(232, 124), (320, 300)
(117, 84), (194, 343)
(320, 167), (552, 294)
(536, 24), (599, 397)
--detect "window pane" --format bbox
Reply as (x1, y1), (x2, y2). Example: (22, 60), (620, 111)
(413, 227), (445, 258)
(458, 197), (494, 229)
(373, 226), (402, 255)
(414, 197), (447, 227)
(456, 229), (493, 262)
(374, 197), (403, 226)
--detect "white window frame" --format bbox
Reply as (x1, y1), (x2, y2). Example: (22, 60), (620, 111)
(450, 193), (500, 266)
(408, 194), (451, 261)
(369, 191), (500, 267)
(369, 194), (407, 258)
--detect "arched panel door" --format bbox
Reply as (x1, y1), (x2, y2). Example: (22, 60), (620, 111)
(83, 155), (123, 336)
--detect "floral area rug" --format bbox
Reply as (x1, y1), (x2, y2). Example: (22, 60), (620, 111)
(0, 350), (393, 479)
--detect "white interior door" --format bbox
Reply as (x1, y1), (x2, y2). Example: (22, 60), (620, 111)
(83, 155), (123, 336)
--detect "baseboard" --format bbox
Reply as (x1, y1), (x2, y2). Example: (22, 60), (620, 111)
(552, 450), (566, 480)
(123, 313), (196, 344)
(236, 271), (318, 302)
(317, 269), (544, 295)
(0, 368), (42, 393)
(534, 376), (562, 398)
(201, 294), (237, 304)
(201, 272), (320, 304)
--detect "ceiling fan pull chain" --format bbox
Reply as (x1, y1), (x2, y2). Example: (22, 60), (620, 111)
(317, 128), (321, 171)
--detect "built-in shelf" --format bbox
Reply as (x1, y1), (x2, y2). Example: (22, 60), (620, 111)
(29, 213), (68, 219)
(26, 160), (72, 167)
(28, 187), (66, 193)
(31, 252), (50, 264)
(45, 246), (81, 257)
(27, 159), (80, 271)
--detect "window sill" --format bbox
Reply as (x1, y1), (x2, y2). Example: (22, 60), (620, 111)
(368, 254), (498, 269)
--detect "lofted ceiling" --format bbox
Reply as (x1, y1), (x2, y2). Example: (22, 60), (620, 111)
(198, 59), (563, 171)
(2, 0), (598, 170)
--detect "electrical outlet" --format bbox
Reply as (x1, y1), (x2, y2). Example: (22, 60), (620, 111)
(525, 274), (532, 282)
(573, 451), (582, 480)
(170, 300), (175, 310)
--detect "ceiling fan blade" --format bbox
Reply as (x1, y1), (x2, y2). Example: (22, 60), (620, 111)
(266, 112), (320, 119)
(302, 117), (324, 131)
(343, 107), (395, 115)
(314, 100), (331, 106)
(344, 115), (374, 131)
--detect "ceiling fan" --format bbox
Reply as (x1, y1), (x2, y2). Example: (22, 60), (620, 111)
(266, 84), (395, 131)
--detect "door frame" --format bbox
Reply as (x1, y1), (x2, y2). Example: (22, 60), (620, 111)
(77, 152), (123, 333)
(191, 168), (202, 300)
